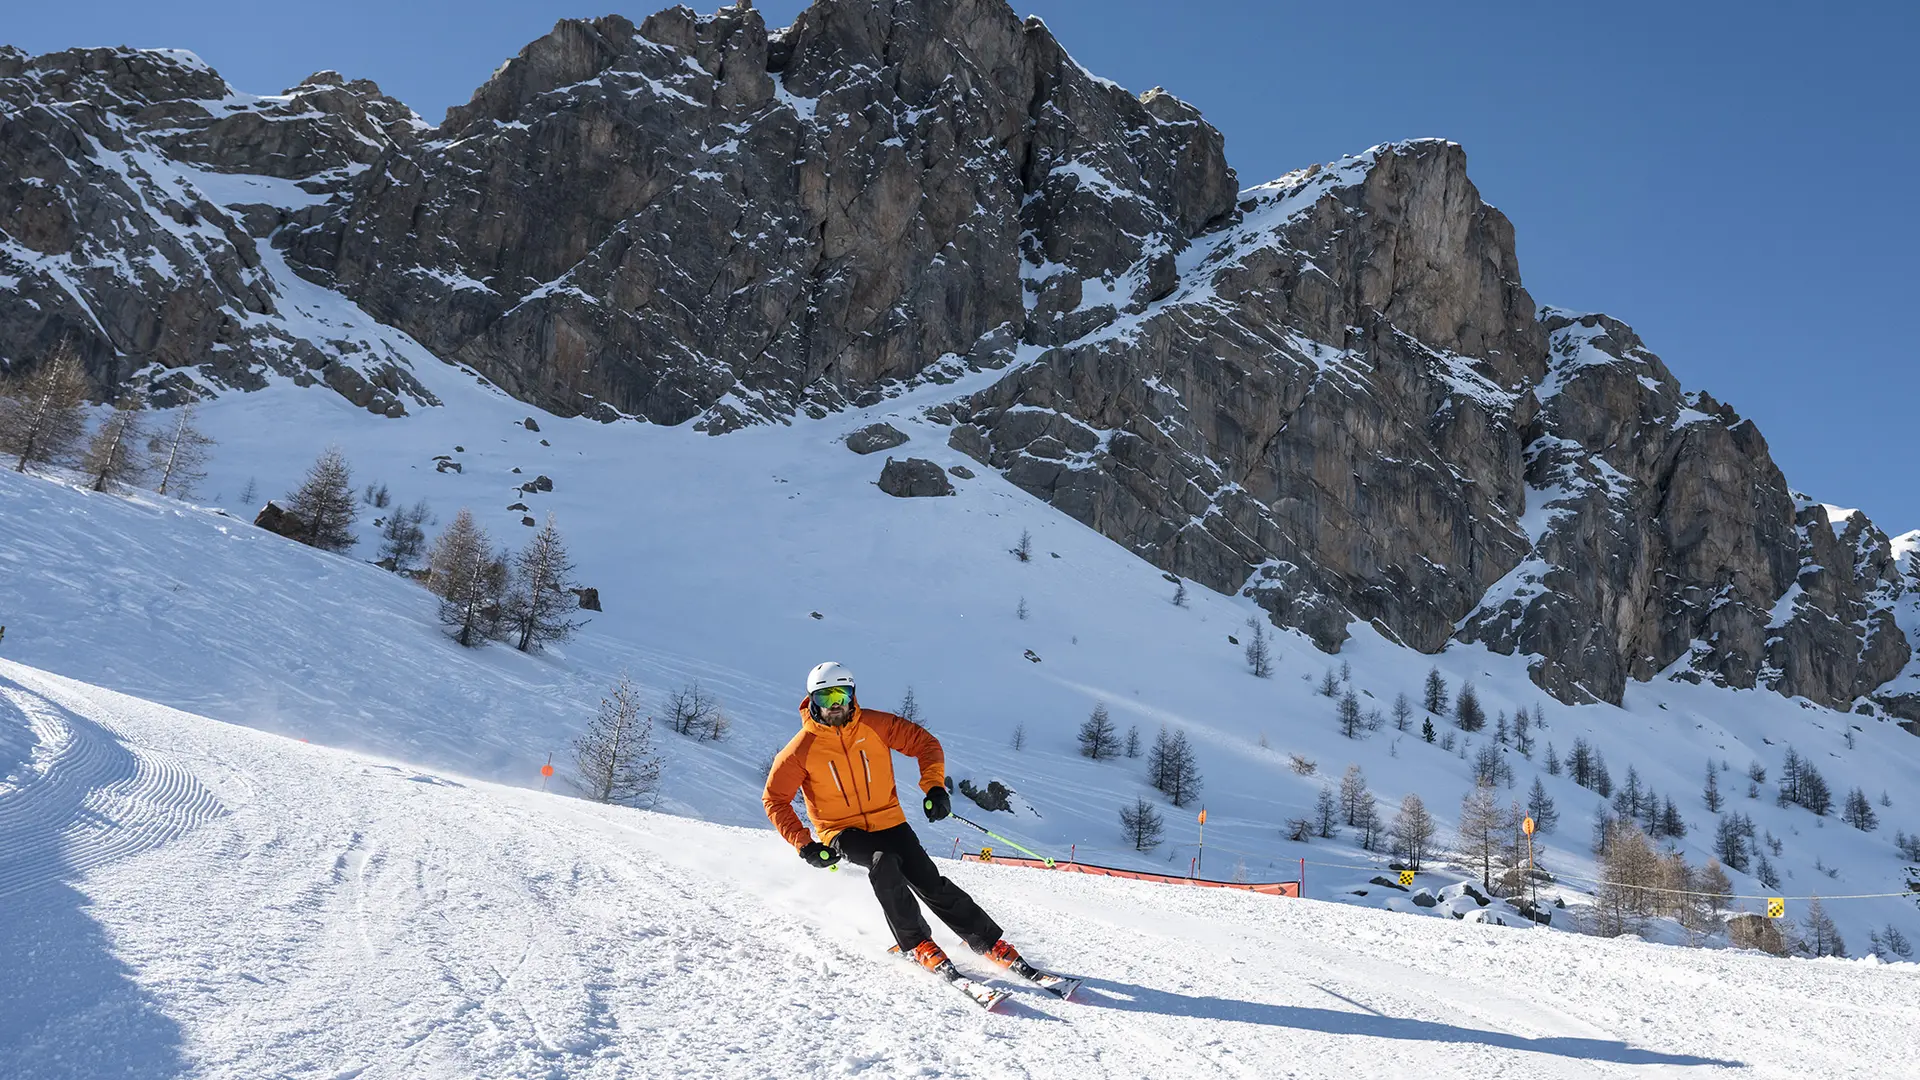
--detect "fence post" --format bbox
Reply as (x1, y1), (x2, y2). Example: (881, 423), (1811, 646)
(1300, 857), (1306, 899)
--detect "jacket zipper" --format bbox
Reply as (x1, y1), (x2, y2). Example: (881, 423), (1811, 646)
(827, 761), (847, 801)
(860, 749), (873, 788)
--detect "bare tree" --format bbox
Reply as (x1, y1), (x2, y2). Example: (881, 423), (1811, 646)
(285, 446), (358, 551)
(1016, 596), (1029, 620)
(1317, 669), (1341, 697)
(1389, 793), (1437, 872)
(1593, 820), (1660, 937)
(1012, 529), (1032, 562)
(428, 508), (504, 647)
(1526, 776), (1559, 833)
(1119, 797), (1164, 851)
(0, 346), (90, 472)
(1172, 580), (1188, 607)
(147, 401), (215, 497)
(378, 499), (432, 572)
(1454, 682), (1486, 732)
(1354, 796), (1383, 852)
(1077, 702), (1119, 760)
(1337, 688), (1365, 739)
(1703, 760), (1724, 812)
(1124, 725), (1141, 758)
(505, 514), (584, 652)
(1010, 722), (1027, 751)
(1338, 764), (1372, 826)
(1148, 727), (1203, 807)
(1392, 693), (1414, 733)
(898, 686), (921, 725)
(1869, 924), (1913, 960)
(80, 392), (149, 493)
(1842, 787), (1878, 831)
(1244, 618), (1272, 678)
(1458, 782), (1508, 891)
(573, 673), (662, 805)
(1799, 896), (1846, 957)
(1315, 783), (1339, 838)
(665, 681), (727, 740)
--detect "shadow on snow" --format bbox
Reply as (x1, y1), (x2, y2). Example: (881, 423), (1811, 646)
(1075, 976), (1745, 1069)
(0, 679), (188, 1079)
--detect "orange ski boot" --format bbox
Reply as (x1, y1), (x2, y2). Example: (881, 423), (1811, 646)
(983, 938), (1023, 969)
(910, 940), (951, 972)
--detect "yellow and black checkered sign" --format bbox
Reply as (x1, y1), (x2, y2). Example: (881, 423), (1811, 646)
(1766, 897), (1785, 919)
(1399, 869), (1415, 887)
(980, 847), (993, 863)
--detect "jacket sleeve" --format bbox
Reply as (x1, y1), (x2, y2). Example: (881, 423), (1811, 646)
(762, 733), (813, 850)
(869, 711), (945, 793)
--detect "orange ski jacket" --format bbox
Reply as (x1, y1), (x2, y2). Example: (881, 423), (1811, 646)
(763, 699), (945, 849)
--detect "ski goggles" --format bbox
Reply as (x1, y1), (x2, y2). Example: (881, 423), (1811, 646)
(810, 685), (854, 710)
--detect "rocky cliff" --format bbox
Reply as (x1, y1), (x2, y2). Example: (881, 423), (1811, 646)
(2, 0), (1914, 714)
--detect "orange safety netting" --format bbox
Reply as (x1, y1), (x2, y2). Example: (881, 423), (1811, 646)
(959, 853), (1299, 897)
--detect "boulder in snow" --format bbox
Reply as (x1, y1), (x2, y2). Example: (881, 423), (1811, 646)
(847, 423), (909, 455)
(877, 457), (953, 498)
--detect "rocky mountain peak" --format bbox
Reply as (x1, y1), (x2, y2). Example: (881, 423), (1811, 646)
(2, 0), (1912, 717)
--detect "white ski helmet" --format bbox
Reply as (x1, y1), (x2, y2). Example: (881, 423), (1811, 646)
(807, 661), (856, 694)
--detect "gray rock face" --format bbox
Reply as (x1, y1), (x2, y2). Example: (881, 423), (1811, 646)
(0, 45), (432, 413)
(280, 1), (1234, 426)
(4, 3), (1912, 713)
(846, 422), (908, 454)
(947, 142), (1539, 653)
(1454, 312), (1909, 707)
(877, 456), (953, 497)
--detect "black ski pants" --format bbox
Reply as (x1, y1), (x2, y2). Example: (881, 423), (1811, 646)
(832, 822), (1001, 954)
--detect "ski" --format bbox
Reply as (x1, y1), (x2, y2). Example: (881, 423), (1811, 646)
(1001, 957), (1082, 1000)
(888, 946), (1010, 1011)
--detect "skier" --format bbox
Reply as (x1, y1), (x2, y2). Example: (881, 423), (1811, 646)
(763, 661), (1037, 987)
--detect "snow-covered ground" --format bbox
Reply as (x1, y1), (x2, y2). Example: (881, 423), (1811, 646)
(5, 658), (1914, 1079)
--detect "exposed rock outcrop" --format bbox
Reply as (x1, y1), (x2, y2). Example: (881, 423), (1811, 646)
(877, 456), (953, 497)
(2, 3), (1911, 712)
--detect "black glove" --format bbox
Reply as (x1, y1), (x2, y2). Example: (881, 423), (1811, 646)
(800, 841), (840, 869)
(922, 785), (951, 822)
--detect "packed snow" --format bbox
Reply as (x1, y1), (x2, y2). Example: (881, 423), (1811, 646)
(5, 660), (1915, 1078)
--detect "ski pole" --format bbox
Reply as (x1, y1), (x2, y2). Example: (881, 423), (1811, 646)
(949, 812), (1055, 867)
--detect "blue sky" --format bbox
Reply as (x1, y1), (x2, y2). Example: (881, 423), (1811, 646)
(11, 1), (1916, 531)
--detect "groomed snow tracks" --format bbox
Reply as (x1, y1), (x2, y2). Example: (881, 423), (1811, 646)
(0, 677), (225, 900)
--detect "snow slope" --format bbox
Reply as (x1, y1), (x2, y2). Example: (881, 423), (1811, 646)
(5, 658), (1913, 1079)
(4, 310), (1920, 958)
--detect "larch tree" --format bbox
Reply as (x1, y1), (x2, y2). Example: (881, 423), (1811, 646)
(1244, 618), (1272, 678)
(1338, 764), (1371, 826)
(573, 673), (663, 806)
(285, 446), (359, 552)
(505, 514), (584, 652)
(428, 508), (504, 647)
(80, 392), (149, 493)
(1, 346), (90, 472)
(1337, 688), (1365, 739)
(1458, 781), (1507, 891)
(1315, 783), (1339, 838)
(148, 401), (215, 497)
(1077, 702), (1119, 760)
(378, 499), (433, 572)
(1389, 793), (1437, 872)
(1525, 776), (1559, 833)
(1454, 682), (1486, 732)
(1799, 897), (1846, 958)
(1120, 797), (1164, 851)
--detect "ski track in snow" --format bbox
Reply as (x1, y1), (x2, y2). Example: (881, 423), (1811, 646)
(3, 659), (1913, 1079)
